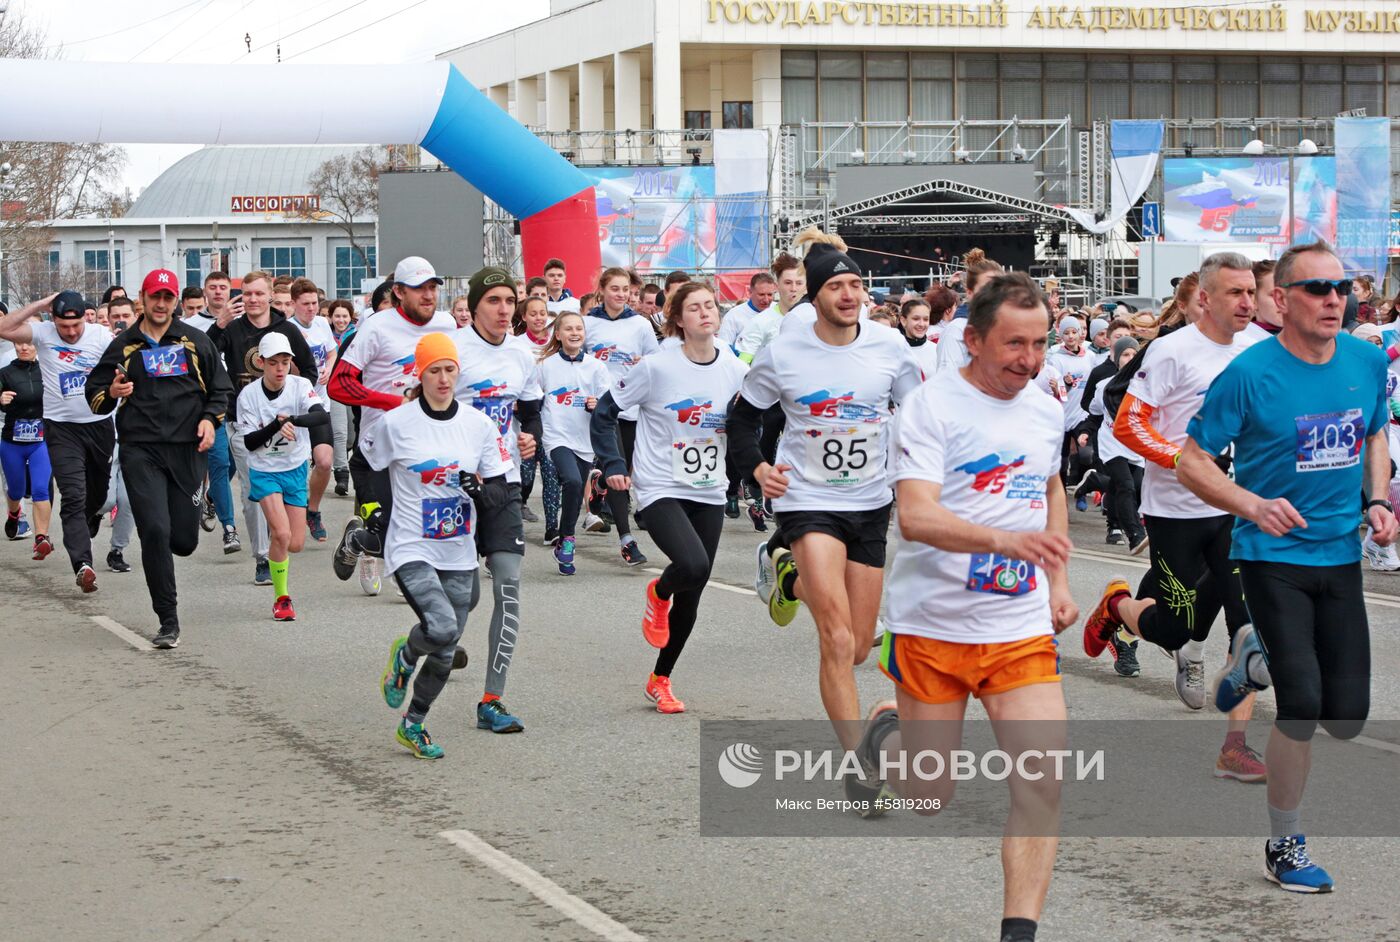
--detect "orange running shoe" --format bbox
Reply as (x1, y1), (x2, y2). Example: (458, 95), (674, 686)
(645, 673), (685, 714)
(1083, 578), (1130, 659)
(1214, 739), (1267, 783)
(273, 595), (296, 622)
(642, 579), (671, 648)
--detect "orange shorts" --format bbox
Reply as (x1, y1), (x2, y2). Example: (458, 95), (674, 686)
(878, 632), (1061, 705)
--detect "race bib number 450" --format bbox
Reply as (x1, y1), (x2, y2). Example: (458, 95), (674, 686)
(1294, 408), (1364, 472)
(421, 496), (468, 540)
(671, 433), (725, 489)
(802, 426), (880, 489)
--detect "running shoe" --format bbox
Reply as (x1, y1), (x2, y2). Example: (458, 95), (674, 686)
(201, 495), (217, 532)
(306, 510), (327, 543)
(542, 526), (559, 546)
(32, 536), (53, 562)
(747, 500), (768, 532)
(1214, 740), (1267, 783)
(846, 700), (900, 819)
(725, 495), (740, 519)
(452, 646), (468, 670)
(1211, 623), (1271, 713)
(620, 539), (648, 567)
(1075, 495), (1089, 512)
(1110, 633), (1140, 677)
(332, 517), (363, 581)
(152, 625), (180, 649)
(753, 540), (777, 606)
(16, 518), (29, 538)
(380, 636), (412, 709)
(1363, 537), (1400, 572)
(359, 556), (382, 596)
(1129, 533), (1150, 556)
(582, 512), (611, 533)
(254, 556), (272, 586)
(769, 548), (801, 627)
(272, 595), (296, 621)
(76, 564), (98, 594)
(642, 578), (672, 648)
(105, 549), (130, 573)
(644, 673), (686, 713)
(1265, 836), (1333, 893)
(1173, 648), (1206, 710)
(477, 699), (524, 733)
(521, 504), (539, 523)
(4, 511), (18, 540)
(554, 536), (576, 576)
(396, 718), (444, 759)
(1105, 529), (1125, 545)
(1082, 578), (1130, 658)
(334, 470), (350, 497)
(223, 525), (241, 554)
(1071, 470), (1096, 502)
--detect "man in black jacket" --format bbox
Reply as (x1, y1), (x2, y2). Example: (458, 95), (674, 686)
(206, 270), (316, 586)
(87, 269), (232, 649)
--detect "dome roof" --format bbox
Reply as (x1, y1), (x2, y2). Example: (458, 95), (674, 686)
(126, 145), (368, 218)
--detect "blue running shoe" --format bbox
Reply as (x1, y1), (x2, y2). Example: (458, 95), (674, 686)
(396, 718), (444, 759)
(1211, 623), (1271, 713)
(1075, 495), (1089, 512)
(477, 699), (524, 733)
(1266, 835), (1333, 893)
(554, 536), (576, 576)
(16, 517), (30, 538)
(380, 636), (412, 709)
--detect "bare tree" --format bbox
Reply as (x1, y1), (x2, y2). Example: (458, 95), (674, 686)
(303, 147), (388, 275)
(0, 12), (130, 304)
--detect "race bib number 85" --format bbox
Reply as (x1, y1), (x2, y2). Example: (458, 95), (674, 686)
(1294, 408), (1364, 472)
(421, 496), (468, 540)
(966, 552), (1037, 596)
(802, 426), (880, 488)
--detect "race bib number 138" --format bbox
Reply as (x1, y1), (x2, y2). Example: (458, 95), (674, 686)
(421, 496), (468, 540)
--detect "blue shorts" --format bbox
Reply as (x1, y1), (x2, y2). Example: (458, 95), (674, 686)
(248, 463), (309, 508)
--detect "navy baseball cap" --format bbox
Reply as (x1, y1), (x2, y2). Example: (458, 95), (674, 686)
(52, 290), (87, 319)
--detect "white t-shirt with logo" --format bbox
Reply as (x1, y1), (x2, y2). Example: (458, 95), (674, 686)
(234, 375), (321, 473)
(936, 318), (970, 372)
(1127, 323), (1260, 518)
(535, 351), (613, 461)
(718, 301), (761, 349)
(583, 312), (659, 422)
(361, 400), (513, 576)
(291, 315), (337, 398)
(338, 310), (457, 443)
(1091, 383), (1142, 467)
(886, 369), (1063, 643)
(907, 337), (940, 380)
(741, 321), (923, 512)
(1045, 343), (1095, 432)
(30, 320), (113, 424)
(453, 326), (543, 485)
(609, 343), (749, 510)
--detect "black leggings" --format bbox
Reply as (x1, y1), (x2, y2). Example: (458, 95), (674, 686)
(1239, 561), (1370, 742)
(1134, 514), (1248, 650)
(552, 446), (629, 538)
(746, 405), (786, 493)
(1104, 457), (1144, 544)
(639, 498), (724, 678)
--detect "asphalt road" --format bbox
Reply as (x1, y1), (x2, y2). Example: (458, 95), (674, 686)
(4, 491), (1399, 942)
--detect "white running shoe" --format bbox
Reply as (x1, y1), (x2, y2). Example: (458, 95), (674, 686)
(1173, 648), (1206, 710)
(583, 512), (609, 533)
(754, 541), (776, 605)
(359, 556), (382, 596)
(1363, 537), (1400, 572)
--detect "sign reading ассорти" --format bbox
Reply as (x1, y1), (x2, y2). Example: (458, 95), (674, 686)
(230, 195), (321, 213)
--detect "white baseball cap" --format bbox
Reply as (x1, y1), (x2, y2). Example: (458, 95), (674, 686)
(257, 332), (293, 359)
(394, 256), (444, 288)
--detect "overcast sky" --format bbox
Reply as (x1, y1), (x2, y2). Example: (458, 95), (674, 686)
(11, 0), (550, 195)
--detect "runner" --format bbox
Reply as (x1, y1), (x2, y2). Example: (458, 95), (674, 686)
(180, 274), (240, 551)
(1086, 252), (1269, 782)
(543, 257), (574, 315)
(1045, 316), (1096, 490)
(329, 257), (456, 590)
(717, 273), (775, 352)
(235, 333), (329, 621)
(0, 339), (53, 559)
(856, 271), (1076, 942)
(452, 265), (542, 734)
(512, 295), (561, 538)
(288, 278), (337, 543)
(206, 271), (318, 585)
(325, 298), (356, 497)
(936, 250), (1005, 372)
(0, 290), (114, 594)
(1176, 240), (1389, 892)
(591, 282), (748, 713)
(534, 311), (617, 575)
(729, 231), (923, 756)
(583, 266), (658, 566)
(898, 297), (939, 380)
(368, 332), (513, 759)
(85, 269), (232, 649)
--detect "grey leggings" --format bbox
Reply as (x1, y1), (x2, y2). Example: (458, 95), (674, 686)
(472, 550), (522, 699)
(395, 561), (474, 724)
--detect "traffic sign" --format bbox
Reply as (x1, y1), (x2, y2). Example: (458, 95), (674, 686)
(1141, 201), (1161, 238)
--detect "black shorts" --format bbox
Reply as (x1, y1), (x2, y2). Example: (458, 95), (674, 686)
(774, 503), (891, 569)
(474, 482), (525, 557)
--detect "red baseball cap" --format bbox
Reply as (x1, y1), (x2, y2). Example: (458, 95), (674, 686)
(141, 269), (180, 297)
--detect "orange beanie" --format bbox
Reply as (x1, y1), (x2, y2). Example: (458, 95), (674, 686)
(414, 332), (458, 375)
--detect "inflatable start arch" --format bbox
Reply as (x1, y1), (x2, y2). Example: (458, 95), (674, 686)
(0, 59), (602, 294)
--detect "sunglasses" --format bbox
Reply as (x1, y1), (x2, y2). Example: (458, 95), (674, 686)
(1280, 278), (1352, 298)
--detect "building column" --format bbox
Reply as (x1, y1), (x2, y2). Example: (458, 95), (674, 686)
(488, 84), (509, 112)
(544, 68), (572, 137)
(614, 51), (642, 163)
(710, 61), (723, 135)
(578, 59), (606, 163)
(652, 1), (682, 162)
(515, 75), (539, 128)
(752, 49), (781, 132)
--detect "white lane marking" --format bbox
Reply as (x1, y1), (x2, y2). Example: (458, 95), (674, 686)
(643, 567), (753, 597)
(1345, 734), (1400, 756)
(89, 615), (154, 652)
(439, 829), (646, 942)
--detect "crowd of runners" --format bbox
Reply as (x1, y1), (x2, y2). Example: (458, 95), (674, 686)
(0, 232), (1390, 941)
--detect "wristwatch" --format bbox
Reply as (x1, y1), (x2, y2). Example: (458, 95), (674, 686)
(1366, 499), (1394, 513)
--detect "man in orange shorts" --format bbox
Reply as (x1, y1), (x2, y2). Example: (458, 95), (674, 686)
(858, 272), (1079, 942)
